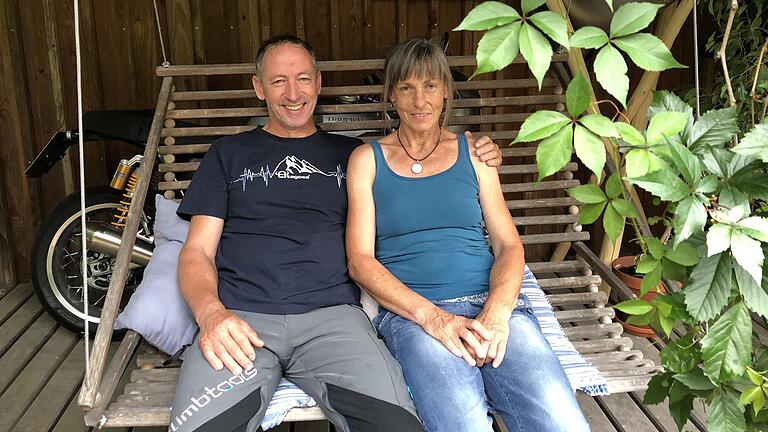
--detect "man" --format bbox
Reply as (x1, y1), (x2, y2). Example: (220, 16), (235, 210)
(170, 34), (502, 432)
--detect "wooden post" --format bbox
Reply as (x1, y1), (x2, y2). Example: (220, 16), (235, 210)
(78, 76), (173, 408)
(625, 0), (694, 128)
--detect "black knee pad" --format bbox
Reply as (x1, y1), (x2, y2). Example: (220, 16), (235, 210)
(326, 384), (424, 432)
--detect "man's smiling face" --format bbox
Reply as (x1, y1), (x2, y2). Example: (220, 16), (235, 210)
(252, 43), (321, 138)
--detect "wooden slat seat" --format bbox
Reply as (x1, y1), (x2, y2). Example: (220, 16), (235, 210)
(80, 55), (657, 429)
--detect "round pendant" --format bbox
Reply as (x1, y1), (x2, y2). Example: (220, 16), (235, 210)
(411, 162), (423, 174)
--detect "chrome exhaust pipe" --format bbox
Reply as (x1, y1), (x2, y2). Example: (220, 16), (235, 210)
(85, 222), (154, 267)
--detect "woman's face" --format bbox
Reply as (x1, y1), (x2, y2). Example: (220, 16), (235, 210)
(391, 75), (448, 133)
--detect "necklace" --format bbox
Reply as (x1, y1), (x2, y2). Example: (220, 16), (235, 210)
(396, 129), (441, 174)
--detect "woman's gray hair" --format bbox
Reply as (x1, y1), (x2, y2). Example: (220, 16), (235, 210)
(382, 37), (453, 130)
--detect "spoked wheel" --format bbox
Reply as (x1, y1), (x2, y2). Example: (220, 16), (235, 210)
(31, 186), (153, 335)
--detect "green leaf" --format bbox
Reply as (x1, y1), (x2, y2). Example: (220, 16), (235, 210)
(648, 90), (694, 144)
(709, 389), (747, 432)
(752, 387), (766, 416)
(594, 44), (629, 107)
(609, 2), (663, 38)
(625, 149), (653, 178)
(689, 107), (739, 151)
(742, 386), (764, 406)
(733, 122), (768, 163)
(731, 171), (768, 201)
(644, 372), (673, 405)
(603, 0), (613, 11)
(662, 258), (689, 284)
(665, 242), (700, 266)
(661, 334), (700, 373)
(707, 223), (733, 257)
(645, 111), (686, 145)
(735, 260), (768, 319)
(454, 1), (521, 31)
(630, 169), (690, 202)
(636, 255), (660, 273)
(512, 110), (570, 143)
(738, 217), (768, 243)
(640, 264), (663, 296)
(535, 125), (573, 180)
(701, 147), (732, 176)
(605, 172), (623, 199)
(658, 312), (676, 337)
(579, 202), (607, 225)
(702, 302), (752, 383)
(673, 195), (707, 247)
(472, 21), (523, 77)
(574, 124), (606, 181)
(567, 184), (606, 204)
(645, 237), (665, 260)
(518, 23), (552, 90)
(613, 33), (686, 71)
(626, 311), (654, 326)
(615, 122), (645, 146)
(674, 369), (716, 391)
(685, 252), (733, 321)
(521, 0), (546, 15)
(613, 299), (654, 315)
(731, 230), (764, 286)
(569, 26), (609, 49)
(646, 111), (688, 145)
(721, 184), (751, 218)
(603, 200), (625, 241)
(529, 11), (569, 48)
(579, 114), (619, 138)
(663, 140), (701, 185)
(668, 390), (695, 430)
(695, 175), (719, 194)
(611, 198), (639, 218)
(748, 368), (764, 386)
(566, 74), (591, 118)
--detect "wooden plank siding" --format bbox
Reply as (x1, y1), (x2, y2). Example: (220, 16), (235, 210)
(1, 0), (706, 281)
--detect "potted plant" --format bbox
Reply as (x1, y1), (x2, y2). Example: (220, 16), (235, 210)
(455, 1), (768, 430)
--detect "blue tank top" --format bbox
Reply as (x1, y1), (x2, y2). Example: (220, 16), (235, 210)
(371, 134), (495, 301)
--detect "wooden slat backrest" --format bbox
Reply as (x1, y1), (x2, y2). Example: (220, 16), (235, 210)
(155, 55), (577, 261)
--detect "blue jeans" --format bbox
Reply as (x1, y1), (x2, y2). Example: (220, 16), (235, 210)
(374, 293), (590, 432)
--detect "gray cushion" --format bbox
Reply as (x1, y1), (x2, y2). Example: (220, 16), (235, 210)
(153, 194), (189, 245)
(114, 195), (197, 355)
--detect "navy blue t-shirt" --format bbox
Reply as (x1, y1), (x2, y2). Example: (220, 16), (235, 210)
(177, 127), (362, 314)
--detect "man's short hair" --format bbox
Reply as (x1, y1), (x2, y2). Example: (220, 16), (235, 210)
(254, 34), (318, 79)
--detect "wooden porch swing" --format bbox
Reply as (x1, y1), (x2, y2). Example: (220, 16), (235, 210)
(74, 53), (660, 428)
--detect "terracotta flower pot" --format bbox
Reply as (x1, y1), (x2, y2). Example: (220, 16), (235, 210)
(612, 256), (667, 338)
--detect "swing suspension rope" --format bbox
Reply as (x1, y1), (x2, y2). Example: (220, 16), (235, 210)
(693, 0), (701, 119)
(73, 0), (90, 388)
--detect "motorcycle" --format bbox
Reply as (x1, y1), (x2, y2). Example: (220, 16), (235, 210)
(26, 110), (157, 334)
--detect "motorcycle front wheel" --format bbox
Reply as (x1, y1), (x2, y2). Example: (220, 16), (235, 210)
(31, 185), (153, 335)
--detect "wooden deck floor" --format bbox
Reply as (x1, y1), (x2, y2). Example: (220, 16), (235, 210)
(0, 283), (706, 432)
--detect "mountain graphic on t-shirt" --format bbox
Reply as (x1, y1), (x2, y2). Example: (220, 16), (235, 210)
(231, 155), (346, 190)
(277, 156), (327, 175)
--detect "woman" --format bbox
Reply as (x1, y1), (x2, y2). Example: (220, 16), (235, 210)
(345, 37), (590, 432)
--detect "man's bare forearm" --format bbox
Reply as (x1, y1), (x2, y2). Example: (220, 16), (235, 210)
(178, 245), (224, 325)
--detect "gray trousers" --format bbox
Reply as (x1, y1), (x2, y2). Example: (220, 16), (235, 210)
(169, 304), (423, 432)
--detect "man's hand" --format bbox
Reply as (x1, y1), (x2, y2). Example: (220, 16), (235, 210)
(197, 305), (264, 374)
(474, 308), (511, 368)
(466, 131), (502, 167)
(419, 308), (492, 367)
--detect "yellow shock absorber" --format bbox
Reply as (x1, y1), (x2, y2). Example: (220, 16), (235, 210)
(111, 171), (139, 230)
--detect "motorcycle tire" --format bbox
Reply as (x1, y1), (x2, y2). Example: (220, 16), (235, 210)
(31, 185), (154, 335)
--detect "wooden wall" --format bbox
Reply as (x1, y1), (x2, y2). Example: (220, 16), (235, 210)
(0, 0), (703, 283)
